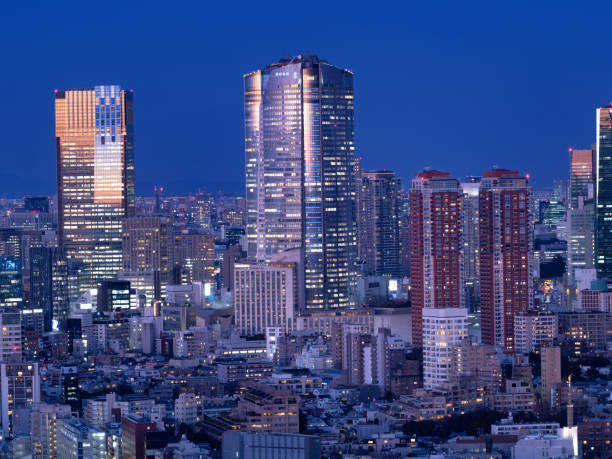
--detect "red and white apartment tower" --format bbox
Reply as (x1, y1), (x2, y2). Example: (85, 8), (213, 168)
(409, 171), (464, 346)
(479, 169), (532, 351)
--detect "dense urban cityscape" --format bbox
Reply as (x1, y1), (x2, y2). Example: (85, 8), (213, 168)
(1, 36), (612, 459)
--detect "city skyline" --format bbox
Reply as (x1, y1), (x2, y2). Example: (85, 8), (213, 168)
(4, 3), (612, 197)
(0, 4), (610, 457)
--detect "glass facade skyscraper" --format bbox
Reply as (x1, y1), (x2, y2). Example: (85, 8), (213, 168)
(55, 86), (134, 293)
(569, 148), (594, 210)
(595, 106), (612, 278)
(244, 54), (356, 310)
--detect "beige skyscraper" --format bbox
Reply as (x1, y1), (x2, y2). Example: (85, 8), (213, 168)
(55, 86), (134, 293)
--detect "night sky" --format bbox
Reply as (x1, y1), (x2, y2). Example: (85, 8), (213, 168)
(2, 1), (611, 197)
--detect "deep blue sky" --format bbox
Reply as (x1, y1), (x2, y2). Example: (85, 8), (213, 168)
(1, 1), (610, 197)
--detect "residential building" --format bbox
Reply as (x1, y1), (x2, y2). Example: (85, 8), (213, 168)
(422, 307), (468, 389)
(513, 311), (558, 354)
(479, 169), (532, 351)
(409, 170), (464, 346)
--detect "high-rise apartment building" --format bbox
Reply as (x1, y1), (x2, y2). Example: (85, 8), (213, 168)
(422, 307), (468, 389)
(596, 105), (612, 278)
(55, 85), (134, 293)
(479, 169), (532, 351)
(409, 171), (464, 346)
(244, 54), (356, 310)
(356, 170), (402, 277)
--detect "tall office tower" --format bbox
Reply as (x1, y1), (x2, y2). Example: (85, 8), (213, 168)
(596, 105), (612, 278)
(568, 149), (595, 282)
(244, 54), (357, 310)
(0, 362), (40, 438)
(409, 171), (464, 347)
(55, 85), (135, 294)
(461, 178), (481, 312)
(0, 257), (22, 308)
(0, 310), (23, 362)
(479, 169), (532, 351)
(356, 170), (402, 277)
(122, 215), (172, 296)
(30, 247), (69, 331)
(569, 148), (594, 210)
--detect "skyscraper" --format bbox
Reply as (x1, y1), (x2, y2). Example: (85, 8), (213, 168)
(55, 85), (134, 293)
(569, 148), (594, 210)
(244, 54), (356, 310)
(479, 169), (532, 351)
(356, 170), (402, 277)
(29, 247), (69, 331)
(409, 171), (464, 346)
(595, 106), (612, 278)
(568, 148), (594, 281)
